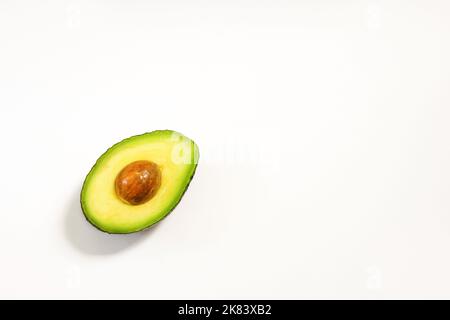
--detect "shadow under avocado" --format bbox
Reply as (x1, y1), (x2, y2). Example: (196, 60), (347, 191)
(64, 186), (158, 255)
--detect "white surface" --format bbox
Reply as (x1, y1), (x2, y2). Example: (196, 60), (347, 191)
(1, 0), (450, 299)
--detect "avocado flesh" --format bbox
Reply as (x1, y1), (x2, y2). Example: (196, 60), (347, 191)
(81, 130), (199, 234)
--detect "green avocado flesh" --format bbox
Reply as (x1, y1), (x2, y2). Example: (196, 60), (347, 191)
(81, 130), (199, 234)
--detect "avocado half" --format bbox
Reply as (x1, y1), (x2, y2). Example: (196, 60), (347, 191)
(81, 130), (199, 234)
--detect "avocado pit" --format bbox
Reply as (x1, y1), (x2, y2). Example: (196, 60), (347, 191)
(115, 160), (161, 206)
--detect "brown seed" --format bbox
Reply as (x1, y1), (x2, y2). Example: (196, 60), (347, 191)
(115, 160), (161, 205)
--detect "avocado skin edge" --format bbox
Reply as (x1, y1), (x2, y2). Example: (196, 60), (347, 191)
(79, 130), (199, 234)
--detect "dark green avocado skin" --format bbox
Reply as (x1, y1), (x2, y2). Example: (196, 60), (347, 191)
(80, 130), (199, 234)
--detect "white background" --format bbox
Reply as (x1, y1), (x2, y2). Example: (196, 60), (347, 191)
(1, 0), (450, 299)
